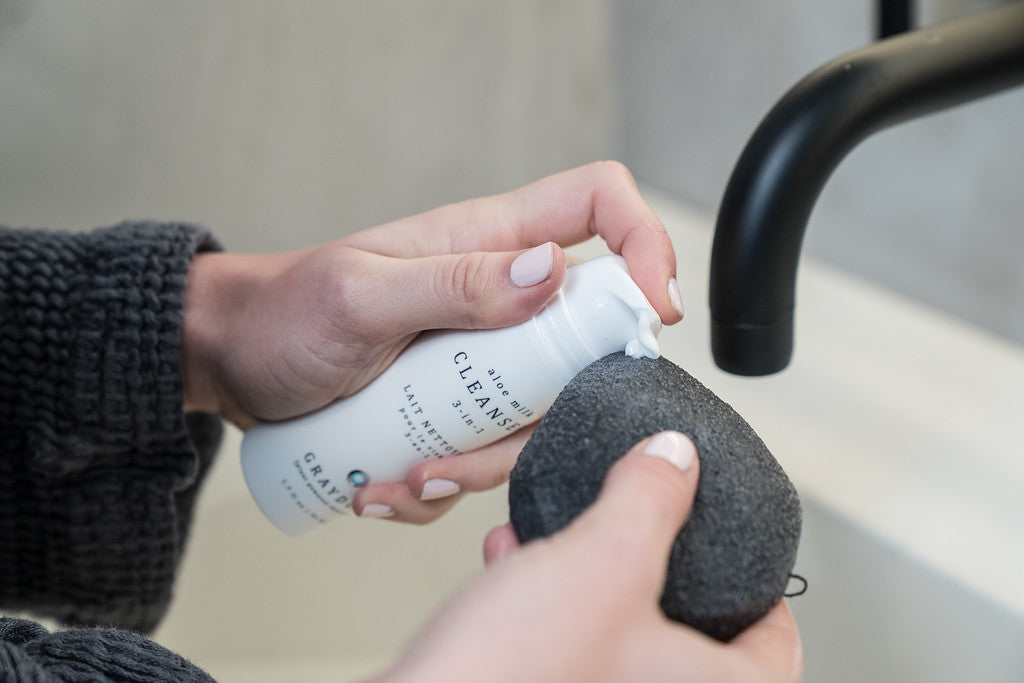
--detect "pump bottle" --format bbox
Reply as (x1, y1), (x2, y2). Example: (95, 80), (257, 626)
(240, 254), (662, 534)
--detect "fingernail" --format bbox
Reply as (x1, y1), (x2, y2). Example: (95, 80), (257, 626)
(668, 278), (685, 318)
(360, 503), (395, 518)
(510, 243), (554, 287)
(644, 431), (696, 472)
(420, 478), (461, 501)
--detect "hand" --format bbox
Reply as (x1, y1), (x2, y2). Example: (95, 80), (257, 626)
(180, 162), (683, 522)
(375, 432), (803, 683)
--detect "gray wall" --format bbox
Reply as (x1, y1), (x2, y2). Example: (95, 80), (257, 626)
(0, 1), (609, 253)
(612, 0), (1024, 347)
(4, 0), (1018, 346)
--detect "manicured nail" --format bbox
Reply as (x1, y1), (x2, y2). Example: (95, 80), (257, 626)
(510, 243), (554, 287)
(668, 278), (685, 318)
(360, 503), (395, 518)
(420, 478), (462, 501)
(644, 431), (696, 471)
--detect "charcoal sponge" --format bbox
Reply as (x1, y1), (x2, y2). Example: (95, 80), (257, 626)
(509, 354), (801, 641)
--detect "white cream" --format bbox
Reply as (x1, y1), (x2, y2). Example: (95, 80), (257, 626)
(626, 309), (662, 359)
(240, 254), (662, 535)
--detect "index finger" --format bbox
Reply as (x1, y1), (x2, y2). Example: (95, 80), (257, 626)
(345, 162), (682, 323)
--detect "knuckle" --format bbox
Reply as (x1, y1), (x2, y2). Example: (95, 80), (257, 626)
(439, 252), (490, 316)
(316, 251), (368, 323)
(309, 247), (395, 342)
(590, 159), (634, 185)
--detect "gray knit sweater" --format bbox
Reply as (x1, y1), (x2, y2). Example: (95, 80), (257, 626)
(0, 222), (222, 680)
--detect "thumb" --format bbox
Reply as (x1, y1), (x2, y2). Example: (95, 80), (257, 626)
(566, 431), (700, 591)
(377, 242), (567, 333)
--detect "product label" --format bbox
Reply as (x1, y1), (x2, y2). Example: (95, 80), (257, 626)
(245, 335), (560, 533)
(448, 349), (533, 437)
(390, 349), (542, 463)
(292, 451), (352, 518)
(398, 387), (458, 459)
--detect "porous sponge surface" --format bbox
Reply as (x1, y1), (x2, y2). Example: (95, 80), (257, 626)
(509, 354), (802, 641)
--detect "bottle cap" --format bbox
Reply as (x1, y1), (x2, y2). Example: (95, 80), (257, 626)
(539, 255), (662, 372)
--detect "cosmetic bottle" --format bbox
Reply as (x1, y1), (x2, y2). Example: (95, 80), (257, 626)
(240, 254), (662, 534)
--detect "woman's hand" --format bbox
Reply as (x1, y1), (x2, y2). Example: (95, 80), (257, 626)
(180, 162), (684, 522)
(375, 432), (803, 683)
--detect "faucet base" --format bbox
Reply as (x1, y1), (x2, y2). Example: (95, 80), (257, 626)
(711, 315), (793, 376)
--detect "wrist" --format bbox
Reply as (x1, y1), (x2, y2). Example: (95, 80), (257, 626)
(180, 251), (231, 414)
(180, 251), (277, 420)
(180, 249), (311, 426)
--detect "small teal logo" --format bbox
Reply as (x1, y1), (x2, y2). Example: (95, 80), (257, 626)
(347, 470), (368, 487)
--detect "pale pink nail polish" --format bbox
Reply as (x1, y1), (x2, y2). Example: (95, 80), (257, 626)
(668, 278), (685, 318)
(360, 503), (395, 518)
(420, 478), (462, 501)
(510, 243), (554, 287)
(644, 431), (697, 471)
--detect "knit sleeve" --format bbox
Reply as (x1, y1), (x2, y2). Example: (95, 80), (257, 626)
(0, 221), (223, 633)
(0, 616), (214, 682)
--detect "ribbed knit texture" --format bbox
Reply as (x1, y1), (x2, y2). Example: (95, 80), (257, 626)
(0, 221), (222, 636)
(0, 616), (213, 682)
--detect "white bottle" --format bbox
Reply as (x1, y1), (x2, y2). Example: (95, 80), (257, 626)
(240, 254), (662, 535)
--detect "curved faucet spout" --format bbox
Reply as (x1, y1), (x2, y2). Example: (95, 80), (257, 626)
(709, 2), (1024, 376)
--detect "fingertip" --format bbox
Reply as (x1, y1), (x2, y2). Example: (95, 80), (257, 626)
(507, 242), (566, 304)
(419, 478), (462, 501)
(642, 430), (698, 473)
(645, 266), (685, 327)
(459, 245), (567, 329)
(667, 277), (685, 322)
(408, 426), (529, 496)
(354, 481), (461, 525)
(602, 431), (701, 495)
(352, 483), (397, 520)
(483, 523), (520, 565)
(516, 242), (566, 310)
(616, 227), (681, 326)
(393, 247), (568, 333)
(509, 242), (555, 288)
(359, 502), (396, 519)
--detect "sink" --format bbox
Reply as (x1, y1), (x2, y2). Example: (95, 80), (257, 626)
(645, 191), (1024, 681)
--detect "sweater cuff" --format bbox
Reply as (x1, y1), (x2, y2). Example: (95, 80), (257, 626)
(0, 221), (223, 632)
(19, 222), (219, 476)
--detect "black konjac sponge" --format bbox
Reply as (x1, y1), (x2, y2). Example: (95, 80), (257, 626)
(509, 354), (802, 641)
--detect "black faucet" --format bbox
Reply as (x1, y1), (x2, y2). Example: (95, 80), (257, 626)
(708, 2), (1024, 376)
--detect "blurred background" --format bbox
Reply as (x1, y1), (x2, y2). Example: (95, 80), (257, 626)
(1, 1), (1022, 680)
